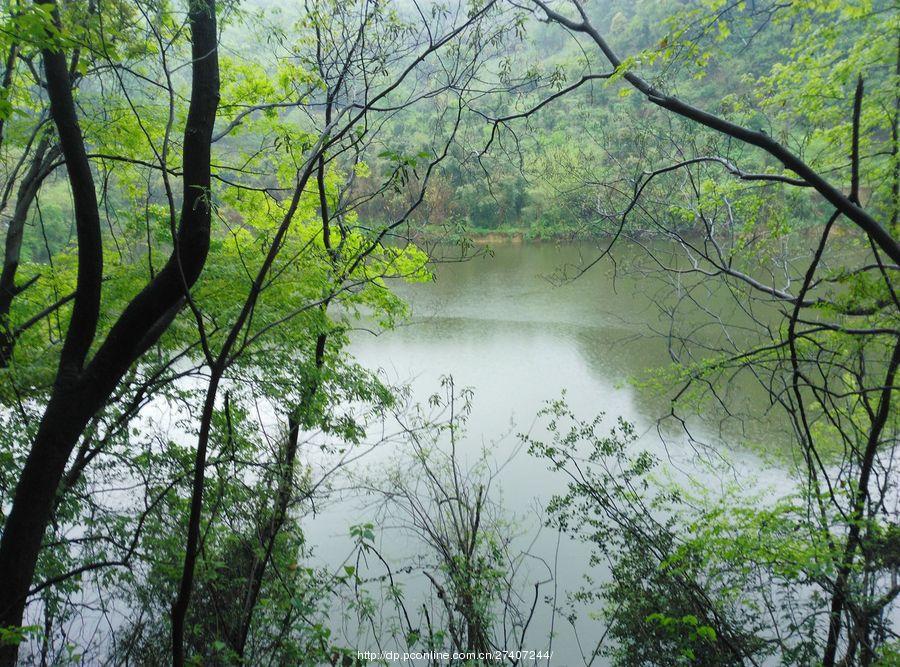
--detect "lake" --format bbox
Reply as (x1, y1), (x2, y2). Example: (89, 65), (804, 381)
(304, 241), (792, 665)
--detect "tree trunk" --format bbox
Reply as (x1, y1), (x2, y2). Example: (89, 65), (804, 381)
(822, 340), (900, 667)
(0, 137), (59, 366)
(0, 2), (218, 663)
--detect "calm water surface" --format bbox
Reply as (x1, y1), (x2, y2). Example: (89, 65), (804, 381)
(306, 241), (791, 665)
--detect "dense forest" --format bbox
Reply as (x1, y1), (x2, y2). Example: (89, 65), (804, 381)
(0, 0), (897, 665)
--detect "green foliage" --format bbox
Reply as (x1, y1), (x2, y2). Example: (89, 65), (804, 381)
(524, 396), (899, 665)
(0, 0), (453, 661)
(1, 0), (897, 662)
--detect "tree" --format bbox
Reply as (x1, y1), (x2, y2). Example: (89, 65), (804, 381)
(507, 0), (900, 664)
(0, 0), (513, 662)
(356, 377), (550, 664)
(0, 1), (219, 662)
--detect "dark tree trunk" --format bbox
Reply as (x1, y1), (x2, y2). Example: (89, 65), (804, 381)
(0, 42), (19, 150)
(822, 340), (900, 667)
(0, 137), (59, 366)
(0, 2), (219, 664)
(232, 332), (327, 659)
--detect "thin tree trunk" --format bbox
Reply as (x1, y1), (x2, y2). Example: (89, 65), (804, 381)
(233, 332), (327, 659)
(0, 42), (19, 150)
(170, 368), (221, 667)
(0, 137), (59, 366)
(822, 339), (900, 667)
